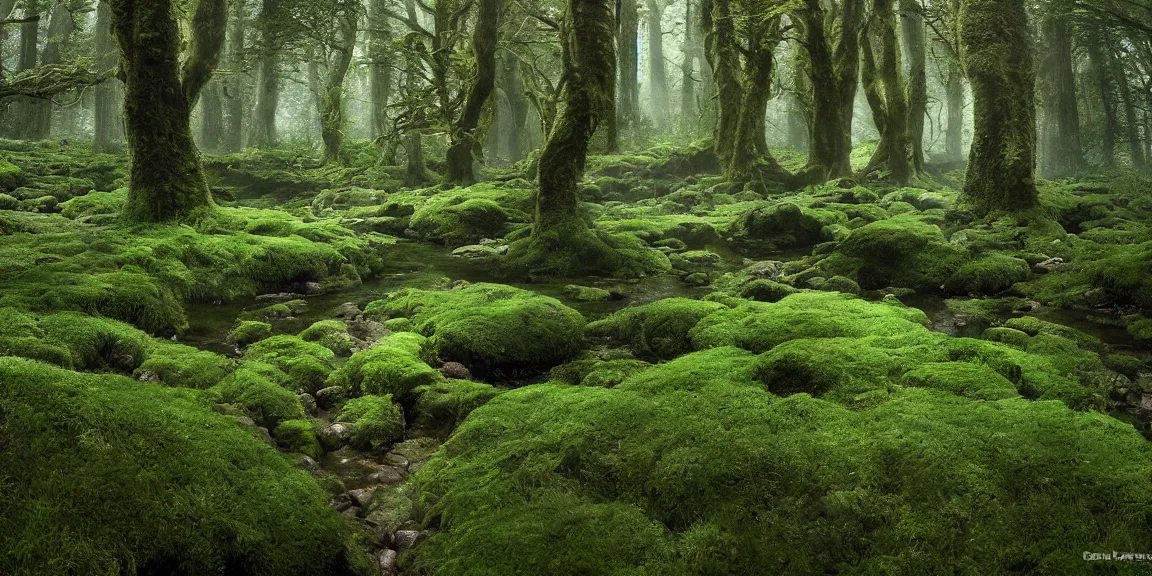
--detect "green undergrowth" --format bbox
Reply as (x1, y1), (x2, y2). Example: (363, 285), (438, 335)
(0, 357), (371, 576)
(0, 207), (389, 334)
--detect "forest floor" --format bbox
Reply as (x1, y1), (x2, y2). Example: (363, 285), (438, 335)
(2, 137), (1152, 574)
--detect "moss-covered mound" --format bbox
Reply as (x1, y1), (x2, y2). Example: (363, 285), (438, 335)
(726, 201), (835, 253)
(408, 360), (1152, 575)
(366, 283), (587, 378)
(0, 209), (387, 334)
(586, 298), (726, 360)
(814, 216), (968, 291)
(406, 184), (533, 247)
(0, 357), (368, 576)
(327, 332), (442, 400)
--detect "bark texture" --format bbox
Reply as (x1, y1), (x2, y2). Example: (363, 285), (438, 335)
(959, 0), (1038, 212)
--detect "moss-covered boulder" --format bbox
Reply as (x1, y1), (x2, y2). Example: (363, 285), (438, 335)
(336, 394), (406, 451)
(326, 332), (442, 400)
(943, 254), (1032, 296)
(824, 216), (968, 291)
(586, 298), (727, 360)
(366, 283), (587, 378)
(727, 202), (830, 253)
(206, 362), (305, 428)
(274, 418), (324, 458)
(412, 379), (502, 435)
(0, 357), (367, 575)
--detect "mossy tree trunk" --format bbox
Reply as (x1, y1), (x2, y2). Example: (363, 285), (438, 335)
(199, 81), (224, 152)
(899, 0), (926, 172)
(93, 0), (124, 153)
(7, 0), (40, 140)
(368, 0), (393, 143)
(1038, 14), (1083, 177)
(860, 0), (913, 185)
(222, 0), (247, 153)
(788, 44), (812, 151)
(705, 0), (741, 165)
(795, 0), (861, 181)
(316, 3), (358, 165)
(500, 49), (529, 163)
(444, 0), (502, 185)
(726, 9), (787, 185)
(249, 0), (281, 149)
(616, 0), (640, 141)
(959, 0), (1038, 212)
(111, 0), (226, 223)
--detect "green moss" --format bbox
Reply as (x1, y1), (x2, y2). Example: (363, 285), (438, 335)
(406, 185), (533, 247)
(829, 216), (969, 290)
(413, 379), (503, 434)
(563, 284), (614, 302)
(411, 379), (1152, 575)
(751, 338), (897, 402)
(738, 279), (799, 302)
(0, 357), (363, 575)
(230, 320), (273, 347)
(1002, 316), (1103, 353)
(1128, 318), (1152, 344)
(299, 319), (355, 356)
(274, 418), (323, 458)
(900, 361), (1020, 400)
(135, 342), (233, 389)
(59, 189), (125, 219)
(1084, 241), (1152, 308)
(367, 283), (587, 378)
(244, 335), (336, 392)
(690, 292), (931, 353)
(327, 332), (442, 399)
(207, 363), (305, 428)
(726, 202), (834, 253)
(336, 394), (405, 451)
(944, 254), (1032, 296)
(586, 298), (727, 360)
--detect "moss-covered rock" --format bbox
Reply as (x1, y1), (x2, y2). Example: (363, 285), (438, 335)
(0, 357), (366, 575)
(586, 298), (727, 360)
(410, 376), (1152, 575)
(336, 394), (406, 451)
(206, 362), (305, 428)
(944, 254), (1032, 296)
(274, 418), (324, 458)
(738, 279), (799, 302)
(900, 361), (1020, 400)
(229, 320), (273, 348)
(825, 216), (968, 291)
(299, 319), (356, 356)
(327, 332), (442, 400)
(366, 283), (586, 378)
(244, 335), (337, 393)
(726, 202), (831, 253)
(412, 379), (502, 435)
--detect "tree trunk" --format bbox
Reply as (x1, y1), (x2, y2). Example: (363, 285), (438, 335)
(8, 1), (41, 139)
(679, 0), (695, 129)
(111, 0), (226, 222)
(249, 0), (281, 148)
(1112, 50), (1145, 171)
(1037, 14), (1083, 177)
(444, 0), (503, 184)
(860, 0), (912, 185)
(1086, 39), (1117, 170)
(944, 56), (964, 163)
(787, 43), (812, 151)
(317, 6), (358, 164)
(797, 0), (860, 180)
(368, 0), (393, 142)
(616, 0), (639, 138)
(645, 0), (668, 129)
(222, 0), (247, 153)
(501, 50), (529, 163)
(706, 0), (741, 164)
(25, 2), (75, 139)
(959, 0), (1037, 212)
(899, 0), (926, 171)
(727, 16), (787, 186)
(199, 81), (224, 152)
(94, 0), (124, 152)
